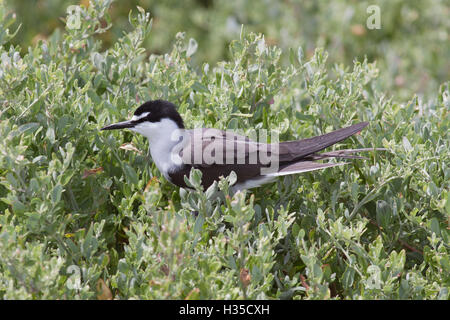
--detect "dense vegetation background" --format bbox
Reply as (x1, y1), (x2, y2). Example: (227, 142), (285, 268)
(0, 0), (448, 299)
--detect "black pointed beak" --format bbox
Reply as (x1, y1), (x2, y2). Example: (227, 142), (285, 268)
(101, 120), (135, 131)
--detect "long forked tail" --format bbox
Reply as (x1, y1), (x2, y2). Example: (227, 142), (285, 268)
(277, 122), (369, 162)
(268, 161), (347, 177)
(306, 148), (387, 160)
(269, 148), (386, 177)
(264, 121), (385, 177)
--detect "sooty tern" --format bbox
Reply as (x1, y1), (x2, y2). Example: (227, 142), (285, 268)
(102, 100), (377, 191)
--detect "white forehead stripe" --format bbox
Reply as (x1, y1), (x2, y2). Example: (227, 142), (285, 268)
(131, 112), (150, 121)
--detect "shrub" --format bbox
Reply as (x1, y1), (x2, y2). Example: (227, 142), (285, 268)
(6, 0), (449, 101)
(0, 1), (448, 299)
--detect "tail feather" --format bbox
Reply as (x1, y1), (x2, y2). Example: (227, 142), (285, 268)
(278, 122), (369, 161)
(263, 147), (387, 177)
(265, 161), (347, 177)
(306, 148), (387, 160)
(259, 123), (386, 179)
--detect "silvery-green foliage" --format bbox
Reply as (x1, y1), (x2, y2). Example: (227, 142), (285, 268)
(0, 1), (448, 299)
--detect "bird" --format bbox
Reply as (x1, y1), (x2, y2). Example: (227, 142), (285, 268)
(101, 100), (378, 192)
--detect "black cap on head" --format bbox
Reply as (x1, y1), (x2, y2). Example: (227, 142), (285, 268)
(101, 100), (184, 131)
(133, 100), (184, 129)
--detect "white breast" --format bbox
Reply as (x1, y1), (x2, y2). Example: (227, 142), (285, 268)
(132, 118), (183, 176)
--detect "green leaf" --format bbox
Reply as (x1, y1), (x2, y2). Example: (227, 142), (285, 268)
(17, 122), (39, 135)
(51, 184), (63, 203)
(186, 38), (198, 57)
(376, 200), (391, 229)
(402, 136), (413, 152)
(193, 215), (204, 234)
(123, 163), (139, 185)
(297, 46), (303, 64)
(342, 267), (355, 289)
(430, 218), (440, 236)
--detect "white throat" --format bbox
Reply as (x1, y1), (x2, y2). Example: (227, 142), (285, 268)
(132, 118), (183, 176)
